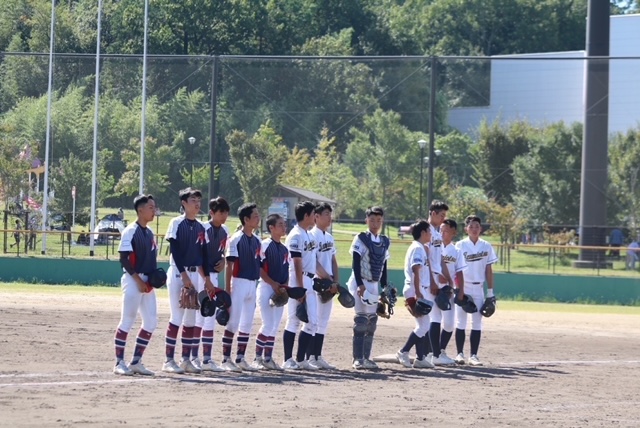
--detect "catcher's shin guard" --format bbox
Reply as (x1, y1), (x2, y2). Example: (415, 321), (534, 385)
(363, 314), (378, 359)
(353, 314), (367, 360)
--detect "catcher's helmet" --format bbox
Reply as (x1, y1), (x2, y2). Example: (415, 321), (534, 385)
(214, 289), (232, 309)
(454, 294), (478, 314)
(480, 296), (496, 317)
(215, 307), (230, 326)
(197, 291), (217, 317)
(361, 290), (379, 306)
(285, 287), (307, 300)
(269, 290), (289, 307)
(147, 268), (167, 289)
(435, 286), (453, 311)
(337, 285), (355, 308)
(296, 301), (309, 323)
(414, 298), (433, 316)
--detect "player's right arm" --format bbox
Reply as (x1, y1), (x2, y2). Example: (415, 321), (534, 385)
(118, 225), (147, 292)
(349, 235), (365, 297)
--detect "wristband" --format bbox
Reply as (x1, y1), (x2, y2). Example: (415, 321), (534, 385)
(487, 289), (495, 298)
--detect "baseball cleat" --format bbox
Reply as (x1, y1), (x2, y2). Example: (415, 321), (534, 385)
(413, 357), (435, 369)
(297, 359), (320, 371)
(237, 358), (259, 372)
(114, 360), (134, 376)
(396, 350), (412, 368)
(430, 354), (455, 366)
(282, 358), (301, 371)
(201, 359), (225, 372)
(440, 350), (454, 363)
(454, 353), (466, 365)
(220, 360), (242, 372)
(314, 356), (337, 370)
(352, 359), (365, 370)
(162, 360), (185, 374)
(249, 357), (265, 371)
(363, 359), (379, 369)
(128, 361), (155, 376)
(190, 358), (203, 371)
(262, 358), (284, 371)
(180, 358), (202, 374)
(469, 354), (483, 366)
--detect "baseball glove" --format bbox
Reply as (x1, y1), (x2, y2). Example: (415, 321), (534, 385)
(319, 288), (336, 304)
(480, 296), (497, 317)
(269, 289), (289, 307)
(179, 287), (200, 310)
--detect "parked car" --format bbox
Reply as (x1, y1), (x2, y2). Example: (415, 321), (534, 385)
(93, 214), (125, 244)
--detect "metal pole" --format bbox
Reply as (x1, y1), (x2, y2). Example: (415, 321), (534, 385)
(419, 144), (425, 215)
(89, 0), (103, 257)
(190, 141), (194, 188)
(139, 0), (149, 194)
(41, 0), (56, 255)
(208, 56), (219, 199)
(427, 56), (438, 208)
(576, 0), (610, 267)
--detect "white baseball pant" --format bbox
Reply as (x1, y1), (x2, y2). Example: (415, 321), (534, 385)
(167, 265), (203, 327)
(455, 282), (485, 331)
(347, 274), (379, 315)
(256, 281), (284, 337)
(117, 273), (158, 333)
(284, 276), (318, 335)
(226, 277), (257, 334)
(316, 294), (333, 335)
(406, 284), (431, 337)
(194, 273), (220, 330)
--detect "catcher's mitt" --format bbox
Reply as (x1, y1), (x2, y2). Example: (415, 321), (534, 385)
(319, 288), (336, 304)
(179, 287), (200, 310)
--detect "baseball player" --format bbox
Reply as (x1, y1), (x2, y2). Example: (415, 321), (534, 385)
(162, 188), (210, 375)
(306, 202), (339, 370)
(282, 201), (328, 371)
(396, 219), (435, 369)
(428, 218), (466, 365)
(454, 215), (498, 366)
(113, 194), (158, 376)
(220, 202), (262, 372)
(348, 206), (390, 370)
(252, 213), (290, 370)
(424, 200), (454, 361)
(191, 197), (230, 372)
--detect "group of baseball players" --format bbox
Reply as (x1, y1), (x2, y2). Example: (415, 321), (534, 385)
(112, 190), (497, 376)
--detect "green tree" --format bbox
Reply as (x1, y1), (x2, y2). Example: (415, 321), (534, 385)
(227, 122), (285, 217)
(511, 122), (582, 226)
(609, 127), (640, 230)
(472, 119), (532, 204)
(0, 125), (31, 209)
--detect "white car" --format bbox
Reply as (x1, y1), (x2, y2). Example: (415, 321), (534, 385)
(93, 214), (125, 244)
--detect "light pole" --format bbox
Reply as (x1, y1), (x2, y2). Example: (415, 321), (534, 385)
(188, 136), (196, 188)
(417, 139), (427, 216)
(425, 149), (442, 210)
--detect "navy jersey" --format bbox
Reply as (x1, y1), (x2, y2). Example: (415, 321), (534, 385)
(260, 238), (289, 284)
(203, 221), (229, 273)
(165, 215), (207, 267)
(119, 222), (157, 274)
(226, 230), (261, 280)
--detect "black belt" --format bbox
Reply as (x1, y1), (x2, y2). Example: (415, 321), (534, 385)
(303, 272), (314, 278)
(471, 282), (482, 285)
(185, 266), (198, 272)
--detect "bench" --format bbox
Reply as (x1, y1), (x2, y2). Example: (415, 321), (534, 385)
(398, 226), (411, 239)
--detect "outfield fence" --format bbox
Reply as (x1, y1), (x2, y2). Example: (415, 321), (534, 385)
(1, 228), (638, 278)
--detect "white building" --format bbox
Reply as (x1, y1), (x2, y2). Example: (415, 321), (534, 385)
(448, 14), (640, 136)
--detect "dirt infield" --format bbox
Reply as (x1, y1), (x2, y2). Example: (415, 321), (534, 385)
(2, 288), (640, 427)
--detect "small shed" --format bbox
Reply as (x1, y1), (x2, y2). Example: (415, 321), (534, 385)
(270, 184), (336, 229)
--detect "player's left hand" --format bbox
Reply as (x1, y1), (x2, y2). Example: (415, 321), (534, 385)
(438, 274), (448, 284)
(430, 283), (439, 296)
(330, 283), (338, 294)
(204, 278), (215, 294)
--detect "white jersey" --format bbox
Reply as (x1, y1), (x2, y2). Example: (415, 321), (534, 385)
(455, 237), (498, 283)
(428, 223), (443, 275)
(285, 224), (317, 280)
(309, 226), (336, 277)
(441, 242), (467, 286)
(402, 241), (430, 296)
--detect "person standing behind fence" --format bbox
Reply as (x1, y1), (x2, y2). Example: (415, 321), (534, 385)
(626, 235), (640, 270)
(113, 194), (158, 376)
(609, 228), (624, 258)
(162, 188), (209, 375)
